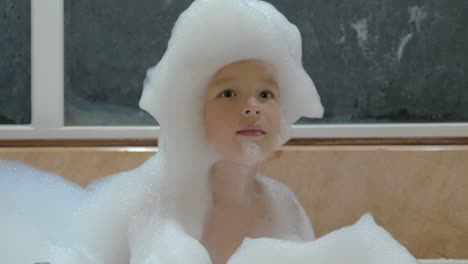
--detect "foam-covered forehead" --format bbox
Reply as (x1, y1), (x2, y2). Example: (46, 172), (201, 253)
(140, 0), (324, 127)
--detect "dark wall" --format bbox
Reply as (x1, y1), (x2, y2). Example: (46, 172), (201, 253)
(0, 0), (30, 124)
(62, 0), (467, 125)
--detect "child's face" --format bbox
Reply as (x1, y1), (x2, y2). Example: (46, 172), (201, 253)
(204, 60), (281, 163)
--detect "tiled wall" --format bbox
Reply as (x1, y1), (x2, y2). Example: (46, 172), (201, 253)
(1, 145), (467, 259)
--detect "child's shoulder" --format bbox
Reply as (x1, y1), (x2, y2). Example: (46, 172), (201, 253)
(255, 173), (298, 201)
(255, 174), (304, 218)
(255, 173), (315, 240)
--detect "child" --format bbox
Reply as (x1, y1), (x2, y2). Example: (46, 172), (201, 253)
(201, 59), (315, 263)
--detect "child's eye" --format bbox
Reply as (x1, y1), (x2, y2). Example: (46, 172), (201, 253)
(218, 89), (237, 98)
(259, 90), (274, 99)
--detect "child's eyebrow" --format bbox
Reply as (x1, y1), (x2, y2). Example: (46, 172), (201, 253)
(262, 79), (279, 90)
(211, 76), (237, 86)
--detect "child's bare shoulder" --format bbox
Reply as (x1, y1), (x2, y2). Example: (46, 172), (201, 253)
(255, 174), (299, 204)
(255, 174), (315, 240)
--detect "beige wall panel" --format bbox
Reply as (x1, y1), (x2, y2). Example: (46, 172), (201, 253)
(0, 148), (154, 186)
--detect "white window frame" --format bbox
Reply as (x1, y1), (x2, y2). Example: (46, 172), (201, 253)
(1, 0), (468, 140)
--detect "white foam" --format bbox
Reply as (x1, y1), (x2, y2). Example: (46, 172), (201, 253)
(240, 141), (264, 165)
(228, 214), (419, 264)
(0, 160), (87, 263)
(0, 0), (419, 263)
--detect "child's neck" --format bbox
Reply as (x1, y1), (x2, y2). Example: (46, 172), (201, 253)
(210, 160), (260, 205)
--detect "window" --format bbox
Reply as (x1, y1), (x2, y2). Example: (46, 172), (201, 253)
(1, 0), (467, 140)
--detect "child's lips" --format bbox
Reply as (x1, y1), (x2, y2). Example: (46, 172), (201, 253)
(236, 126), (266, 137)
(237, 130), (265, 136)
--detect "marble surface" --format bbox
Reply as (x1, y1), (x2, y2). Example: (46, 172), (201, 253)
(0, 145), (467, 259)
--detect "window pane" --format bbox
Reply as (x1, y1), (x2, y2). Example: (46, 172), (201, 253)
(0, 0), (31, 124)
(65, 0), (468, 125)
(64, 0), (192, 126)
(271, 0), (468, 124)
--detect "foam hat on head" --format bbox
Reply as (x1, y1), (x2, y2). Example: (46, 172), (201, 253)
(139, 0), (324, 134)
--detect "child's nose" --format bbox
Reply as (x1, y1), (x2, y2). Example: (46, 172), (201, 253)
(242, 97), (261, 117)
(243, 109), (260, 115)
